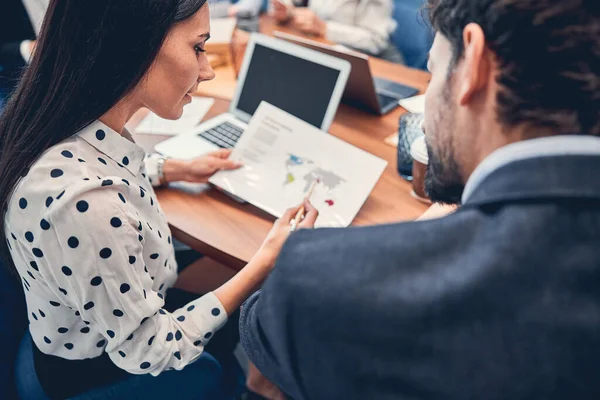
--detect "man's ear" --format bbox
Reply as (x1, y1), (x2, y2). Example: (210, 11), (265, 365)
(457, 23), (492, 106)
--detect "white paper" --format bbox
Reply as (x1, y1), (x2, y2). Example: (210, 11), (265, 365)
(209, 102), (388, 228)
(209, 18), (237, 43)
(135, 97), (215, 135)
(399, 94), (426, 114)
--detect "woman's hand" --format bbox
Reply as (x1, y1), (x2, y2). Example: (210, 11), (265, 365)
(272, 0), (294, 24)
(163, 149), (242, 184)
(213, 200), (318, 316)
(293, 8), (327, 37)
(254, 200), (319, 270)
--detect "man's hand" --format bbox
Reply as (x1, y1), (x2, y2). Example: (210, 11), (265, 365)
(272, 0), (294, 24)
(28, 40), (37, 56)
(416, 203), (458, 221)
(293, 8), (327, 37)
(247, 362), (287, 400)
(228, 5), (239, 17)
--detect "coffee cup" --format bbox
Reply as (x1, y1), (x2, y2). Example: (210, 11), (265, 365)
(410, 135), (431, 203)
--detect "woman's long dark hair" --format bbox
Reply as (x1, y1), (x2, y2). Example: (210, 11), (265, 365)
(0, 0), (207, 277)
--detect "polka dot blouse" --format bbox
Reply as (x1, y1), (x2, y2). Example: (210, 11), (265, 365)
(5, 121), (227, 375)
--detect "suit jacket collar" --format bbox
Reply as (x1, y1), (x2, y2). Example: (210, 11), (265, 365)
(463, 154), (600, 207)
(462, 135), (600, 206)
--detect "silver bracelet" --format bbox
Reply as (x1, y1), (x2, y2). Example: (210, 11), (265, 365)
(289, 220), (298, 232)
(157, 156), (169, 186)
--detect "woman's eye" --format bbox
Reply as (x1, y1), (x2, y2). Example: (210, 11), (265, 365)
(194, 44), (206, 54)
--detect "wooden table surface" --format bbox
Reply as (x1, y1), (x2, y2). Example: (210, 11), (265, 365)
(134, 16), (431, 270)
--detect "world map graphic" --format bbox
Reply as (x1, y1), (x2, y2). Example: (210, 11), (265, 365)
(283, 154), (345, 206)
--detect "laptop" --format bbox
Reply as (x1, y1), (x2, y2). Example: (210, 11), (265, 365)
(154, 33), (351, 160)
(274, 31), (419, 115)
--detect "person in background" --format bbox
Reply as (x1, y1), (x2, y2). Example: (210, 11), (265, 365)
(0, 0), (317, 398)
(241, 0), (600, 398)
(272, 0), (404, 64)
(0, 0), (40, 109)
(209, 0), (264, 18)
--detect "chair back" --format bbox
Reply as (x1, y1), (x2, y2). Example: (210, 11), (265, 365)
(390, 0), (434, 70)
(0, 262), (28, 400)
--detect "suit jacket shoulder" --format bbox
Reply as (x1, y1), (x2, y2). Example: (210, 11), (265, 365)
(242, 198), (600, 399)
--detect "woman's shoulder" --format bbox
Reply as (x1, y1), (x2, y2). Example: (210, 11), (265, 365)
(6, 134), (134, 227)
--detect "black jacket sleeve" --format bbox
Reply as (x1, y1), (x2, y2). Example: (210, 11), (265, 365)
(0, 41), (26, 72)
(0, 0), (35, 74)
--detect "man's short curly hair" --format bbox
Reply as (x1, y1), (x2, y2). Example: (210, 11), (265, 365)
(427, 0), (600, 137)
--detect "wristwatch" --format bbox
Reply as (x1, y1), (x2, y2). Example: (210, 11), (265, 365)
(157, 156), (169, 186)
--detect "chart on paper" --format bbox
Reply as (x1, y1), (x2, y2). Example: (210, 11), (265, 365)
(282, 154), (345, 210)
(210, 102), (387, 228)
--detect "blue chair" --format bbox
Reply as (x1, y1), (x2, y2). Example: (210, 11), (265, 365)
(0, 262), (28, 400)
(390, 0), (434, 70)
(6, 256), (242, 399)
(14, 330), (234, 400)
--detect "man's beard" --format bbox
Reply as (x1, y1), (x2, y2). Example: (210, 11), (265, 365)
(424, 141), (464, 205)
(423, 81), (465, 205)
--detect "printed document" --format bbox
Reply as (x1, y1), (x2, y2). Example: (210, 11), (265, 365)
(210, 102), (387, 228)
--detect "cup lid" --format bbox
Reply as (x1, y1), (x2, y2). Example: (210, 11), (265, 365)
(410, 135), (429, 164)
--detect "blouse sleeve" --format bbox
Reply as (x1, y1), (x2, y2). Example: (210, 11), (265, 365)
(39, 183), (227, 375)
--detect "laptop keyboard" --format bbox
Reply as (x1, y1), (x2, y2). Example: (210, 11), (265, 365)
(377, 92), (399, 108)
(198, 121), (244, 149)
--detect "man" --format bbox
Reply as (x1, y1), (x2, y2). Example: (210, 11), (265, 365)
(209, 0), (264, 18)
(240, 0), (600, 399)
(272, 0), (403, 63)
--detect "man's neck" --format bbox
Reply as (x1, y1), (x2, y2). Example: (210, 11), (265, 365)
(465, 124), (557, 181)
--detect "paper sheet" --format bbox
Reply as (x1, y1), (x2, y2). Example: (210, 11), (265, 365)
(399, 94), (426, 114)
(210, 102), (388, 228)
(135, 97), (215, 136)
(209, 18), (237, 43)
(384, 132), (399, 148)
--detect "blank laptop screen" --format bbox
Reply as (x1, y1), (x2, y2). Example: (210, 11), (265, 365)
(235, 43), (341, 128)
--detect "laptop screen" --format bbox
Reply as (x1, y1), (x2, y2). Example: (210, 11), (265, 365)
(235, 43), (342, 128)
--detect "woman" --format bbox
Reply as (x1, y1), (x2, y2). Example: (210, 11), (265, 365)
(0, 0), (317, 399)
(272, 0), (404, 64)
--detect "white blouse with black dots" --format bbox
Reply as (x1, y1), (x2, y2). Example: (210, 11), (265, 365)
(4, 120), (227, 375)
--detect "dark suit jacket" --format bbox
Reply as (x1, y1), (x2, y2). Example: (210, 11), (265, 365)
(0, 0), (34, 81)
(240, 154), (600, 400)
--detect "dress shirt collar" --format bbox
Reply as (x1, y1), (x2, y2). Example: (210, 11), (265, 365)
(462, 135), (600, 204)
(77, 120), (146, 177)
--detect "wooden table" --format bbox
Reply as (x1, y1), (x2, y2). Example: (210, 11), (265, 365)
(134, 16), (431, 270)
